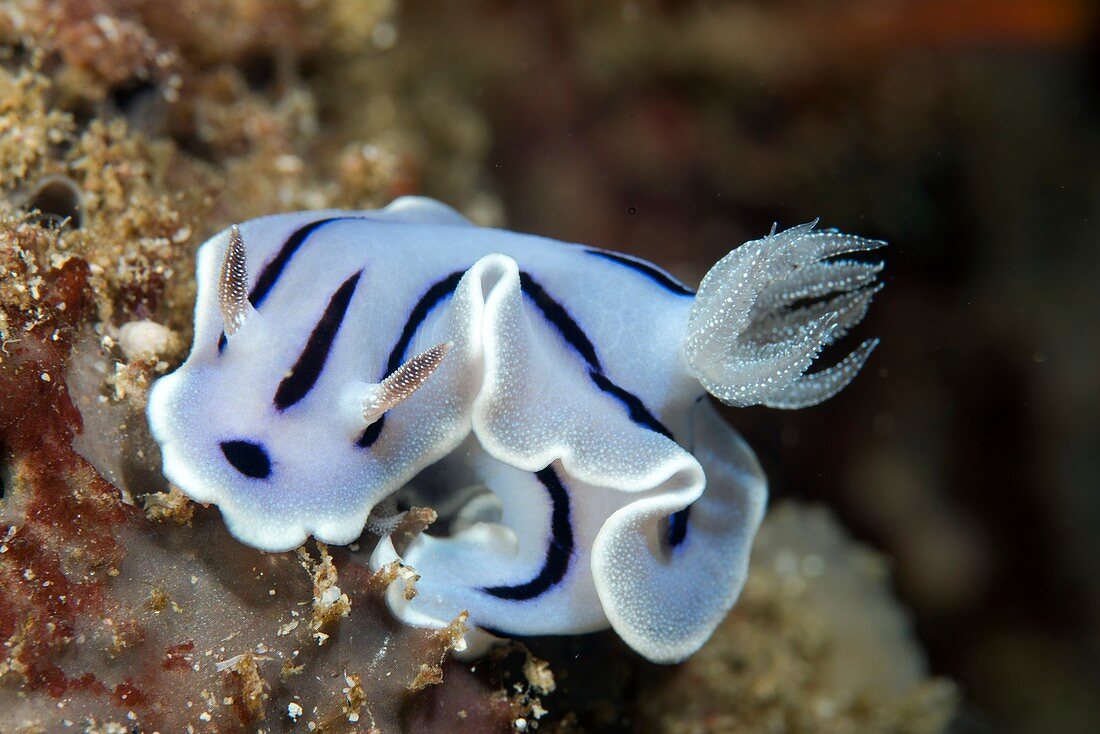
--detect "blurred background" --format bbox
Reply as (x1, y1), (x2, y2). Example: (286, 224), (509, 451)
(394, 2), (1100, 731)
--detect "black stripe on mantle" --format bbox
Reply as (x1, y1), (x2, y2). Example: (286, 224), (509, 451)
(356, 270), (465, 448)
(482, 466), (573, 600)
(274, 270), (362, 410)
(586, 248), (695, 297)
(359, 266), (693, 551)
(518, 272), (691, 549)
(218, 217), (355, 353)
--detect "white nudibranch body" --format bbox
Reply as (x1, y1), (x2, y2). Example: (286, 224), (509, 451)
(147, 196), (885, 663)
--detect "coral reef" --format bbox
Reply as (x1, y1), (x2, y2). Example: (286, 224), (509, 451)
(0, 1), (959, 732)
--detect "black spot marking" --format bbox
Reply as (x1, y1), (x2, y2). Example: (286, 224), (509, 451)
(484, 467), (573, 600)
(356, 270), (465, 449)
(220, 440), (271, 479)
(274, 271), (361, 410)
(586, 249), (695, 296)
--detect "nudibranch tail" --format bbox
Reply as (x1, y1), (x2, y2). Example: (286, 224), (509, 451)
(684, 222), (885, 409)
(363, 341), (453, 425)
(218, 224), (252, 337)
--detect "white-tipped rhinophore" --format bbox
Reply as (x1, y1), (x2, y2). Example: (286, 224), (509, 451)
(363, 342), (453, 425)
(684, 222), (885, 409)
(218, 224), (251, 336)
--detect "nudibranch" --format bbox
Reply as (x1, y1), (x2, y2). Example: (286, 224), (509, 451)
(147, 196), (884, 663)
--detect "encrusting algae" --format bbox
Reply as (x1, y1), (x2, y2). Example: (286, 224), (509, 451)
(0, 1), (957, 732)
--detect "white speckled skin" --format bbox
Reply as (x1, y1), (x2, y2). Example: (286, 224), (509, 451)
(148, 196), (882, 662)
(373, 398), (765, 663)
